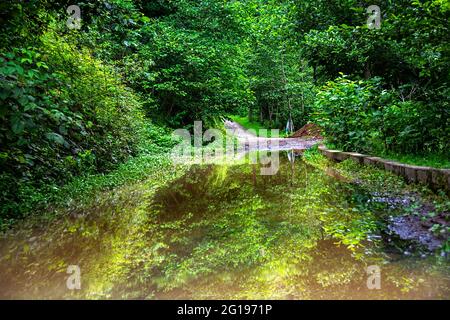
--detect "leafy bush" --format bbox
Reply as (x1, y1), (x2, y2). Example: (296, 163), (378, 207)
(313, 76), (378, 153)
(313, 75), (449, 155)
(0, 31), (147, 220)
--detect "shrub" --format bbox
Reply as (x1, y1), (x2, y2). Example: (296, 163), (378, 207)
(0, 31), (147, 220)
(312, 75), (449, 155)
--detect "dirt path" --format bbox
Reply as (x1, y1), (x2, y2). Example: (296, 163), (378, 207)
(224, 120), (321, 151)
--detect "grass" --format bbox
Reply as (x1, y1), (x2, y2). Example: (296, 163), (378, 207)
(379, 152), (450, 169)
(0, 130), (189, 232)
(228, 115), (288, 138)
(0, 153), (177, 231)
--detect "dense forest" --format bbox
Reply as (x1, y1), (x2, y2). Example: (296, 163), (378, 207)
(0, 0), (450, 302)
(0, 0), (449, 224)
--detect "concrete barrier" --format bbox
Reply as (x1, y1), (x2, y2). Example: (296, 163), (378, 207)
(317, 145), (449, 192)
(363, 157), (384, 168)
(344, 152), (367, 164)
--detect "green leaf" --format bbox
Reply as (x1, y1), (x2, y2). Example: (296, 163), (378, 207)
(45, 132), (66, 145)
(11, 116), (25, 134)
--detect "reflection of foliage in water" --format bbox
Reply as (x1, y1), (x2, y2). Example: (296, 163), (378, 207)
(304, 147), (450, 254)
(0, 154), (448, 299)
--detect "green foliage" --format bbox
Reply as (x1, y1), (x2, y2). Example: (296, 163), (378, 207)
(379, 153), (450, 169)
(0, 0), (449, 225)
(299, 0), (450, 83)
(0, 153), (176, 231)
(79, 0), (254, 128)
(238, 0), (314, 130)
(0, 30), (148, 221)
(300, 0), (449, 157)
(313, 75), (449, 155)
(313, 76), (378, 153)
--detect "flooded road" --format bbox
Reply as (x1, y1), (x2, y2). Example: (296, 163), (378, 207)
(0, 152), (448, 299)
(224, 120), (321, 151)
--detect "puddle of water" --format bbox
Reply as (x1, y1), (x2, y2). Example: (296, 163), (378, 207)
(0, 152), (448, 299)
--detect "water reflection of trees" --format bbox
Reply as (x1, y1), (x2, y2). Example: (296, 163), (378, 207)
(0, 156), (447, 299)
